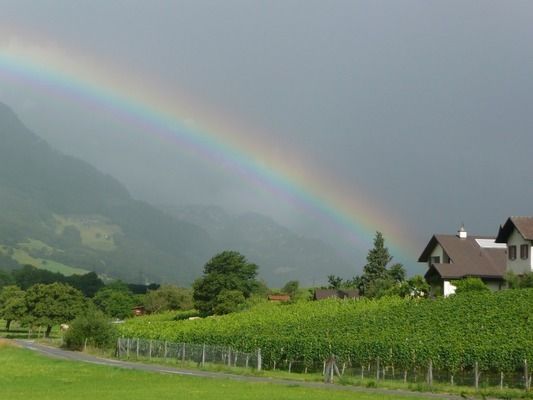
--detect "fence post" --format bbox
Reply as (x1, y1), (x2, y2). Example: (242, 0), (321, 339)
(227, 348), (231, 367)
(376, 357), (380, 381)
(149, 340), (152, 360)
(182, 343), (186, 362)
(164, 341), (168, 359)
(116, 338), (121, 357)
(257, 348), (262, 372)
(246, 354), (249, 369)
(288, 360), (292, 374)
(475, 361), (479, 390)
(500, 371), (504, 390)
(126, 338), (130, 358)
(525, 359), (530, 391)
(201, 344), (206, 367)
(427, 359), (433, 386)
(136, 339), (139, 359)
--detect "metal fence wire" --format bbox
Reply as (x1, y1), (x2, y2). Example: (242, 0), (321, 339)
(117, 338), (260, 370)
(117, 338), (532, 390)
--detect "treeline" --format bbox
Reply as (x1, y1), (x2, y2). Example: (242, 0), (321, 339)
(0, 265), (194, 338)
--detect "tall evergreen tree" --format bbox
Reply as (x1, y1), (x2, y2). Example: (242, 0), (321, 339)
(363, 232), (392, 281)
(353, 231), (406, 297)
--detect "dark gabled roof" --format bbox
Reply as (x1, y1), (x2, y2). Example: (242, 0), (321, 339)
(425, 262), (504, 280)
(420, 234), (506, 280)
(496, 217), (533, 243)
(314, 289), (359, 300)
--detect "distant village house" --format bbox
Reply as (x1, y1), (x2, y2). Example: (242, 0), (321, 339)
(313, 288), (359, 300)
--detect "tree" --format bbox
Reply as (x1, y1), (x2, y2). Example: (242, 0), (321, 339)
(0, 270), (15, 290)
(453, 277), (490, 295)
(92, 282), (136, 319)
(67, 272), (104, 297)
(193, 251), (259, 316)
(25, 283), (85, 337)
(353, 232), (406, 297)
(143, 285), (193, 314)
(385, 275), (430, 298)
(0, 285), (26, 330)
(388, 263), (406, 283)
(327, 275), (344, 289)
(505, 271), (533, 289)
(281, 280), (299, 297)
(213, 290), (246, 315)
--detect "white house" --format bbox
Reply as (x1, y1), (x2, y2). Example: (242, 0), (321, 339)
(420, 217), (533, 296)
(495, 217), (533, 275)
(419, 225), (506, 296)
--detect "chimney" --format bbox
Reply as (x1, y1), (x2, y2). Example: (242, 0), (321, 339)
(458, 223), (467, 239)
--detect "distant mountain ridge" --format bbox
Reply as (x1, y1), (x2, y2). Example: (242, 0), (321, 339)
(0, 102), (352, 286)
(161, 205), (354, 286)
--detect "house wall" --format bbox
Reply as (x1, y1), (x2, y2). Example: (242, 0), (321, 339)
(443, 280), (456, 297)
(429, 245), (444, 265)
(507, 229), (533, 274)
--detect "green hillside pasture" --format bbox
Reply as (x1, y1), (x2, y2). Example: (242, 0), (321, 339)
(120, 289), (533, 376)
(0, 243), (89, 276)
(0, 344), (428, 400)
(54, 214), (121, 251)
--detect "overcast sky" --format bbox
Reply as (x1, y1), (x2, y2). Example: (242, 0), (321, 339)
(1, 1), (533, 274)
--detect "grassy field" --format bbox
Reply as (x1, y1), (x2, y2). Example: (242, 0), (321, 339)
(0, 341), (438, 400)
(54, 214), (121, 252)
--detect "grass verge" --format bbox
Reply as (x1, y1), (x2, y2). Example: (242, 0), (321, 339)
(0, 344), (437, 400)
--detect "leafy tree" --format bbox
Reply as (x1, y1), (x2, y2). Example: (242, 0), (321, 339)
(143, 285), (193, 314)
(13, 265), (66, 289)
(0, 270), (15, 290)
(193, 251), (259, 316)
(64, 306), (118, 350)
(364, 277), (395, 299)
(67, 272), (105, 297)
(213, 290), (246, 315)
(25, 283), (85, 337)
(385, 275), (430, 298)
(92, 282), (136, 319)
(453, 277), (490, 295)
(388, 263), (406, 283)
(327, 275), (344, 289)
(505, 271), (533, 289)
(281, 280), (299, 297)
(0, 285), (26, 330)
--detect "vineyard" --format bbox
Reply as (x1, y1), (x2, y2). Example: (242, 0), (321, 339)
(119, 289), (533, 380)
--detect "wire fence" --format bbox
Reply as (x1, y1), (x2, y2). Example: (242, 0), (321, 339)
(117, 338), (532, 390)
(116, 338), (261, 370)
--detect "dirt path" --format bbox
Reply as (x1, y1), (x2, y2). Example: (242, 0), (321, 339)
(15, 339), (465, 400)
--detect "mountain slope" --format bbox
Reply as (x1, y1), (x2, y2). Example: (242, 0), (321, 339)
(0, 102), (214, 284)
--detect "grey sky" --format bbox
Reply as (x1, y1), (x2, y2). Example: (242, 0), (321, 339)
(1, 1), (533, 274)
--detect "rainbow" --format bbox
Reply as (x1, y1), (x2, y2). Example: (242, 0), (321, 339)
(0, 40), (419, 263)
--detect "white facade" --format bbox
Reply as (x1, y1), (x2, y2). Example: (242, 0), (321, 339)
(443, 280), (456, 296)
(506, 229), (533, 274)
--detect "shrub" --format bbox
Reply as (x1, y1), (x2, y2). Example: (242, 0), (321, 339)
(64, 308), (118, 350)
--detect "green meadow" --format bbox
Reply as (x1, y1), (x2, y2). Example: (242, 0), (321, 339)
(0, 342), (436, 400)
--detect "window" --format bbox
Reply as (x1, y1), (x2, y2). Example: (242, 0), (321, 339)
(430, 256), (440, 265)
(508, 245), (517, 261)
(520, 244), (529, 260)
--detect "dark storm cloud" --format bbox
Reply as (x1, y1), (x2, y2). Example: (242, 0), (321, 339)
(1, 1), (533, 273)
